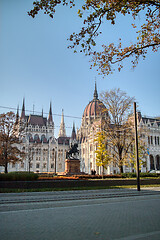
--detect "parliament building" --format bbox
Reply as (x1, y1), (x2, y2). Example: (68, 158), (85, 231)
(1, 84), (160, 174)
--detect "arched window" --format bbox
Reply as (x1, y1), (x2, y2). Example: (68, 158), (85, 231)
(28, 133), (32, 139)
(90, 144), (93, 151)
(156, 155), (160, 170)
(150, 155), (154, 170)
(41, 135), (45, 141)
(34, 134), (39, 141)
(155, 136), (157, 145)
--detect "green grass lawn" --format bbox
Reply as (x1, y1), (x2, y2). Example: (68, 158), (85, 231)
(1, 184), (160, 193)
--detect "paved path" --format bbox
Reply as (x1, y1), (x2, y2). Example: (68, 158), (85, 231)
(0, 188), (160, 240)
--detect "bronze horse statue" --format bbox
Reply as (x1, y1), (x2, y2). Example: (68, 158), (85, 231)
(66, 143), (79, 159)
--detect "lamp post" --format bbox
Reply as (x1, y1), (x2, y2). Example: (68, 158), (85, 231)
(134, 102), (140, 191)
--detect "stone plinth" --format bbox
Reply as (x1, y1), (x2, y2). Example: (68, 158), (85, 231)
(65, 158), (80, 175)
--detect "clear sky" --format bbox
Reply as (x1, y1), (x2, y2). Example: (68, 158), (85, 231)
(0, 0), (160, 137)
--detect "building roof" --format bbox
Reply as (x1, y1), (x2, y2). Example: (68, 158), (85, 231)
(83, 99), (108, 118)
(141, 116), (160, 126)
(28, 115), (47, 126)
(83, 82), (108, 119)
(58, 137), (70, 145)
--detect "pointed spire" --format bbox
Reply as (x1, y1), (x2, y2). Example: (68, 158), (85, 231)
(93, 81), (98, 100)
(58, 109), (66, 137)
(48, 101), (53, 123)
(21, 98), (25, 119)
(71, 122), (76, 140)
(15, 105), (19, 124)
(42, 108), (43, 117)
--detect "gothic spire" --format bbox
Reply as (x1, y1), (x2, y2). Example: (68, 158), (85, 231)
(15, 105), (19, 124)
(93, 81), (98, 100)
(71, 122), (76, 140)
(21, 98), (25, 119)
(48, 101), (53, 123)
(58, 109), (66, 137)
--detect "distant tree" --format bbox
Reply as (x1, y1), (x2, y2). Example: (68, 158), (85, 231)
(95, 131), (111, 178)
(100, 88), (135, 173)
(28, 1), (160, 75)
(0, 112), (25, 173)
(129, 139), (147, 171)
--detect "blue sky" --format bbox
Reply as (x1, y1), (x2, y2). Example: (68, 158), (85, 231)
(0, 0), (160, 137)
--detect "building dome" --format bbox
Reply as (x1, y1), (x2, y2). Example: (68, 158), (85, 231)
(83, 83), (108, 118)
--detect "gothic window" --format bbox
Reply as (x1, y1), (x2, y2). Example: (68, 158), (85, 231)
(155, 136), (157, 145)
(113, 161), (116, 168)
(21, 162), (24, 168)
(41, 135), (45, 141)
(156, 155), (160, 170)
(148, 136), (150, 145)
(150, 155), (154, 170)
(90, 144), (93, 151)
(151, 136), (153, 145)
(28, 133), (32, 139)
(34, 134), (39, 141)
(51, 164), (54, 169)
(36, 163), (40, 169)
(157, 137), (159, 145)
(43, 163), (46, 168)
(90, 162), (92, 169)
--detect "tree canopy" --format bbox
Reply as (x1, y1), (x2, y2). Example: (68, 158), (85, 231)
(0, 112), (25, 173)
(29, 0), (160, 75)
(95, 131), (111, 177)
(100, 88), (136, 173)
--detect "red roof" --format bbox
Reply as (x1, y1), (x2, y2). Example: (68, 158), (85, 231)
(83, 99), (108, 118)
(28, 115), (47, 126)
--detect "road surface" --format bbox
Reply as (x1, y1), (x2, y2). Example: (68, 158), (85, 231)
(0, 188), (160, 240)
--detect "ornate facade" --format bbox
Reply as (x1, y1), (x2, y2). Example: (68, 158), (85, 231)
(77, 84), (160, 175)
(137, 113), (160, 172)
(4, 100), (71, 173)
(1, 84), (160, 174)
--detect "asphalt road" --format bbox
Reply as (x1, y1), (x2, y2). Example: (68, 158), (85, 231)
(0, 188), (160, 240)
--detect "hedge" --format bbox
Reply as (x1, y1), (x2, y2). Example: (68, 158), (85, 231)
(0, 172), (39, 181)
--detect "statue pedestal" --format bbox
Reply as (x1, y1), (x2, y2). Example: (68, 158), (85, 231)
(65, 158), (80, 175)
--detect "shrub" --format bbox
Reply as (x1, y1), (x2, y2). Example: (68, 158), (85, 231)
(121, 173), (137, 178)
(140, 172), (160, 178)
(0, 172), (39, 181)
(121, 172), (160, 178)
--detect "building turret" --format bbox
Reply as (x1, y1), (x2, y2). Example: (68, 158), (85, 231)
(48, 102), (53, 123)
(58, 109), (66, 137)
(15, 105), (19, 124)
(21, 98), (25, 119)
(94, 81), (98, 100)
(71, 122), (76, 140)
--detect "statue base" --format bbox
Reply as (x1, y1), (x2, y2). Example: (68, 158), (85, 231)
(65, 158), (80, 175)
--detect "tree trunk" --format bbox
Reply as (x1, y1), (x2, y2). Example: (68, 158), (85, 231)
(102, 166), (104, 179)
(119, 165), (123, 174)
(5, 162), (8, 174)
